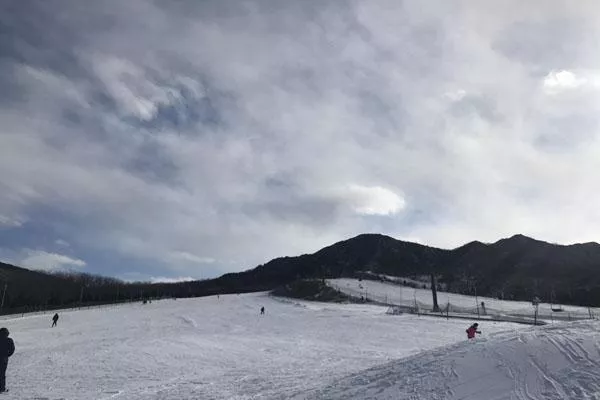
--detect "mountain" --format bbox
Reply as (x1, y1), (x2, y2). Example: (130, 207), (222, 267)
(2, 233), (600, 311)
(444, 234), (600, 304)
(207, 234), (444, 295)
(209, 233), (600, 306)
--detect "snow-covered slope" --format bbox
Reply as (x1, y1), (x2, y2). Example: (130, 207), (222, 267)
(0, 293), (517, 399)
(300, 321), (600, 400)
(329, 278), (598, 321)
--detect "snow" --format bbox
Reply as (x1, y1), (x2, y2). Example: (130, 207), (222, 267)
(329, 278), (598, 322)
(0, 293), (518, 399)
(300, 321), (600, 399)
(3, 290), (598, 399)
(368, 273), (442, 290)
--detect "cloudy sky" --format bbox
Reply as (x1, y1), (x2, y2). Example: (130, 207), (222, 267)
(1, 1), (600, 281)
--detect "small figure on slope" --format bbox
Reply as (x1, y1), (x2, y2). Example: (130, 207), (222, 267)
(52, 313), (59, 328)
(466, 323), (481, 339)
(260, 306), (265, 315)
(0, 328), (15, 393)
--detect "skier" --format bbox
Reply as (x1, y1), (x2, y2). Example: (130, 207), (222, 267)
(466, 323), (481, 339)
(0, 328), (15, 393)
(52, 313), (59, 327)
(260, 306), (265, 315)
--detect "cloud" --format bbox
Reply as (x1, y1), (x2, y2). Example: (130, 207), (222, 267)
(543, 70), (585, 94)
(166, 251), (216, 265)
(444, 89), (467, 102)
(92, 56), (186, 121)
(542, 70), (600, 95)
(55, 239), (70, 247)
(543, 70), (581, 89)
(2, 0), (600, 280)
(344, 185), (405, 216)
(20, 250), (86, 271)
(0, 215), (23, 228)
(149, 276), (195, 284)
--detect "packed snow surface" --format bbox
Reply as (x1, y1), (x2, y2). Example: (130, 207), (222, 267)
(329, 278), (598, 321)
(300, 321), (600, 400)
(0, 293), (517, 399)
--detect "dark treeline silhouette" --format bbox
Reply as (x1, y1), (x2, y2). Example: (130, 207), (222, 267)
(0, 262), (203, 314)
(0, 261), (278, 315)
(2, 233), (600, 314)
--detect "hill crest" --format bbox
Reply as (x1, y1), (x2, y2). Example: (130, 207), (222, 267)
(3, 233), (600, 309)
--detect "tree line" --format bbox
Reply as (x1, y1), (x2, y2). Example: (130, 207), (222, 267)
(0, 260), (278, 315)
(0, 263), (204, 315)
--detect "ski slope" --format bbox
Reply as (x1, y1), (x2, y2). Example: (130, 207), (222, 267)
(300, 321), (600, 400)
(329, 278), (598, 322)
(0, 293), (517, 399)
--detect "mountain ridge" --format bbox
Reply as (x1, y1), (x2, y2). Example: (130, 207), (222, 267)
(2, 233), (600, 310)
(233, 232), (600, 305)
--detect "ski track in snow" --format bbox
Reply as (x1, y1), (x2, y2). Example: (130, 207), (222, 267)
(1, 291), (599, 399)
(0, 293), (517, 399)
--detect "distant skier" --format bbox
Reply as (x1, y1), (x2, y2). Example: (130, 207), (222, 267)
(0, 328), (15, 393)
(466, 323), (481, 339)
(260, 306), (265, 315)
(52, 313), (59, 327)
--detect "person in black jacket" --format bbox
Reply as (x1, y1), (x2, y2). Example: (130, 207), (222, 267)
(0, 328), (15, 393)
(52, 313), (59, 327)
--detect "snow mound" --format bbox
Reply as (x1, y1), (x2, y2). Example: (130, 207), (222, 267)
(300, 321), (600, 399)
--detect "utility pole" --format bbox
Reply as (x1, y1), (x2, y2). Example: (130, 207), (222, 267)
(533, 296), (540, 325)
(399, 284), (403, 305)
(468, 277), (480, 318)
(413, 290), (419, 315)
(430, 274), (440, 312)
(0, 283), (7, 310)
(475, 285), (480, 318)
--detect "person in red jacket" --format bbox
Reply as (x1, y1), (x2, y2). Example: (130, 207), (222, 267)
(466, 323), (481, 339)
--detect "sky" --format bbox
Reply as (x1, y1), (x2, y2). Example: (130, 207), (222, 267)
(1, 0), (600, 281)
